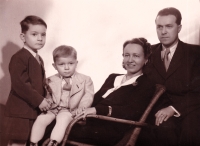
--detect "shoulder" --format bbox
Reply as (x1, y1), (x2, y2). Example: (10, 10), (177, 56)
(47, 73), (60, 83)
(9, 48), (33, 67)
(10, 48), (32, 62)
(11, 48), (31, 58)
(179, 41), (200, 59)
(151, 43), (162, 53)
(107, 73), (123, 79)
(74, 72), (91, 80)
(136, 74), (155, 89)
(102, 73), (124, 84)
(73, 72), (94, 84)
(180, 41), (200, 51)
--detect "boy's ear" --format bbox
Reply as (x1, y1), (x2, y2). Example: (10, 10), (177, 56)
(20, 33), (25, 43)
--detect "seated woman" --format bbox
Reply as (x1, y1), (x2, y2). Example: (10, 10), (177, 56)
(67, 38), (163, 146)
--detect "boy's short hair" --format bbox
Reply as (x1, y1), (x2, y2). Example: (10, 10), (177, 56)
(156, 7), (182, 25)
(20, 15), (47, 33)
(53, 45), (77, 62)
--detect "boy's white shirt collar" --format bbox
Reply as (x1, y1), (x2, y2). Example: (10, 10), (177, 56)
(23, 45), (37, 57)
(102, 73), (142, 98)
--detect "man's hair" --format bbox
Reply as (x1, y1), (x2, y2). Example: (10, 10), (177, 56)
(156, 7), (182, 25)
(20, 15), (47, 33)
(53, 45), (77, 62)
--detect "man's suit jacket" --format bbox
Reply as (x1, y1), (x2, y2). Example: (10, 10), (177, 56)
(92, 74), (156, 121)
(47, 72), (94, 110)
(5, 48), (46, 119)
(144, 40), (200, 117)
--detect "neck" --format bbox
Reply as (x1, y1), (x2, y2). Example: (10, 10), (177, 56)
(24, 44), (38, 53)
(163, 38), (179, 48)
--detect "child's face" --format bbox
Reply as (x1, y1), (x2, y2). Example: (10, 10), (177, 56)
(20, 24), (46, 52)
(53, 56), (78, 77)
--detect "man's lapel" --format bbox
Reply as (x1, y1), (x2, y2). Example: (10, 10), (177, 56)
(166, 41), (184, 78)
(152, 44), (167, 79)
(152, 41), (184, 79)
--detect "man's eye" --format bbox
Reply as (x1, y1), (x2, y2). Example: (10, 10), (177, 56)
(167, 25), (172, 28)
(42, 33), (46, 37)
(32, 33), (37, 36)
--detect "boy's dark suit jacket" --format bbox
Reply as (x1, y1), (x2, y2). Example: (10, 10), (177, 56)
(144, 40), (200, 117)
(4, 48), (46, 140)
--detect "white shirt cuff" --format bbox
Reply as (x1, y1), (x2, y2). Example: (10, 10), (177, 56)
(169, 106), (181, 117)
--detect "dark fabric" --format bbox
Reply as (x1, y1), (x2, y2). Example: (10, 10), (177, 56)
(3, 117), (34, 141)
(4, 48), (46, 140)
(69, 118), (126, 146)
(93, 74), (156, 120)
(144, 40), (200, 145)
(144, 41), (200, 116)
(68, 74), (166, 145)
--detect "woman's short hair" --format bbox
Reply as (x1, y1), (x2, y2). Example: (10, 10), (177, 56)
(123, 37), (152, 59)
(53, 45), (77, 62)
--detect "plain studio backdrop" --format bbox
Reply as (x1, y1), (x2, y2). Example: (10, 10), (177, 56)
(0, 0), (199, 105)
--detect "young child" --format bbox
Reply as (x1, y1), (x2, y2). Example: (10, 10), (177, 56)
(30, 45), (94, 146)
(3, 16), (50, 146)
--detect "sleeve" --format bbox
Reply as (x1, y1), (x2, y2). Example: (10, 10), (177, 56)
(9, 55), (44, 108)
(95, 85), (156, 120)
(172, 47), (200, 116)
(78, 76), (94, 108)
(91, 74), (115, 107)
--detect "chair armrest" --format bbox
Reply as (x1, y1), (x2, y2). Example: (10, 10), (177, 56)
(61, 115), (149, 146)
(61, 84), (166, 146)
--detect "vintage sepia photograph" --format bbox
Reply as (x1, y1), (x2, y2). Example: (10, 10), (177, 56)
(0, 0), (200, 145)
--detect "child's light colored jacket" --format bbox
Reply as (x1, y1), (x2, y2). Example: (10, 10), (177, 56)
(46, 72), (94, 110)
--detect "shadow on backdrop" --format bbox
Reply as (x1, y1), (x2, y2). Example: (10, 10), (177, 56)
(0, 41), (21, 145)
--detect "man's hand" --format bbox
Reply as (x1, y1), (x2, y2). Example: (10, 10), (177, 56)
(39, 98), (51, 112)
(155, 106), (175, 126)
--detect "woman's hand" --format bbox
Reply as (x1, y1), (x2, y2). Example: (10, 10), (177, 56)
(73, 107), (97, 119)
(155, 106), (175, 126)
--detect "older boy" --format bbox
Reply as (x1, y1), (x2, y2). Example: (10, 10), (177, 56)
(4, 16), (50, 146)
(30, 45), (94, 146)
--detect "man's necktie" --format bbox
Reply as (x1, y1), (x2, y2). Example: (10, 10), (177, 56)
(63, 77), (71, 91)
(35, 54), (41, 64)
(164, 48), (170, 71)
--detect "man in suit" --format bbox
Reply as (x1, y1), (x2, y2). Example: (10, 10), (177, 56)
(144, 7), (200, 145)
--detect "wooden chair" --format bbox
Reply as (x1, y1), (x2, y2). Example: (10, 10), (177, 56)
(43, 84), (165, 146)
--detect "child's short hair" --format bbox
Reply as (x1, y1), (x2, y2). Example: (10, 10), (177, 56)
(20, 15), (47, 33)
(53, 45), (77, 62)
